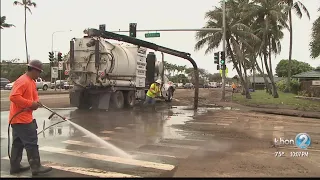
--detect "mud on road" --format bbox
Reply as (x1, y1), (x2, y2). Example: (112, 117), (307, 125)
(1, 88), (319, 177)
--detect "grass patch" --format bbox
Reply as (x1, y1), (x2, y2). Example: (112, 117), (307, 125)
(233, 90), (320, 112)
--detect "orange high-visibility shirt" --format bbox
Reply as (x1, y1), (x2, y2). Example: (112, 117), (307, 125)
(9, 74), (38, 124)
(232, 84), (237, 89)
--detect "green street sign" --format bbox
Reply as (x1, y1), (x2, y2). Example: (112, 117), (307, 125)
(145, 32), (160, 38)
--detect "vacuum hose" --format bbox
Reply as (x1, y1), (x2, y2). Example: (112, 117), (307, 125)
(7, 105), (68, 159)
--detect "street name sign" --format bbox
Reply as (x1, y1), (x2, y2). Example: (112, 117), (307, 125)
(145, 32), (160, 38)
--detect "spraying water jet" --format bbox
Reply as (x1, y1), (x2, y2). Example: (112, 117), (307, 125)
(8, 104), (132, 160)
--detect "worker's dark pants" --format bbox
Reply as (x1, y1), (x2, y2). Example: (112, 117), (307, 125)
(10, 119), (39, 169)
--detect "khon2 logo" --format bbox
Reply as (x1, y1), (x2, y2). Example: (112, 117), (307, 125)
(295, 133), (311, 149)
(274, 133), (311, 149)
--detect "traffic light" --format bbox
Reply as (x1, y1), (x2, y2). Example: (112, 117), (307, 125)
(129, 23), (137, 38)
(214, 52), (220, 70)
(220, 51), (226, 70)
(57, 52), (62, 61)
(99, 24), (106, 31)
(49, 52), (54, 61)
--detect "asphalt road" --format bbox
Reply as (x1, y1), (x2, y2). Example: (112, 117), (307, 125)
(1, 90), (69, 111)
(1, 89), (320, 177)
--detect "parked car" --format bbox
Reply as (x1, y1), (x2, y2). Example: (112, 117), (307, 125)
(35, 78), (50, 91)
(63, 81), (74, 90)
(1, 78), (10, 89)
(4, 81), (14, 90)
(184, 83), (194, 89)
(51, 80), (66, 89)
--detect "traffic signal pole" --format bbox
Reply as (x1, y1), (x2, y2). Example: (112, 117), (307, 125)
(111, 28), (221, 33)
(221, 0), (227, 101)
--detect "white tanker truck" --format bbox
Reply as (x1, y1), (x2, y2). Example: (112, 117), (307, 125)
(64, 35), (175, 110)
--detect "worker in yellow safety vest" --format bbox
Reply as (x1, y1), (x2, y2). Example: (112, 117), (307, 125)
(143, 79), (162, 111)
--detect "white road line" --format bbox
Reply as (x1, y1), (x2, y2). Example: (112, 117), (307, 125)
(150, 143), (199, 150)
(44, 163), (139, 177)
(82, 135), (110, 140)
(0, 159), (138, 178)
(62, 140), (176, 158)
(187, 122), (230, 126)
(39, 146), (175, 171)
(0, 171), (29, 178)
(163, 138), (205, 142)
(114, 127), (126, 130)
(100, 130), (115, 134)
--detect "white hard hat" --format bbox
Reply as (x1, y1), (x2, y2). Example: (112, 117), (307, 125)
(155, 79), (162, 84)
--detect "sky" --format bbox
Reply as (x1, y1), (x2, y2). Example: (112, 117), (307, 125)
(1, 0), (320, 78)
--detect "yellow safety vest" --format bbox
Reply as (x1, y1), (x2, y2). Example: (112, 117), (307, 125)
(146, 83), (160, 98)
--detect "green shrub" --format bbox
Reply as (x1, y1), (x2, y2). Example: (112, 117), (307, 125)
(276, 79), (301, 94)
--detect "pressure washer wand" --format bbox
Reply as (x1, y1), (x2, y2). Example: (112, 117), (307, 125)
(40, 103), (67, 121)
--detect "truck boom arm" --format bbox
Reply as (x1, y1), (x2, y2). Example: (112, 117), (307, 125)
(78, 28), (199, 109)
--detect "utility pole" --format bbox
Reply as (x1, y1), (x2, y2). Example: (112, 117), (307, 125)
(221, 0), (227, 101)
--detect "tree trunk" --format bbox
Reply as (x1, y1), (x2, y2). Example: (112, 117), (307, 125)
(268, 37), (279, 98)
(24, 6), (29, 64)
(227, 39), (251, 99)
(252, 67), (255, 91)
(287, 10), (293, 92)
(255, 60), (270, 92)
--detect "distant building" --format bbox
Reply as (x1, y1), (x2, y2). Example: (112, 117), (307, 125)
(249, 76), (284, 90)
(292, 68), (320, 81)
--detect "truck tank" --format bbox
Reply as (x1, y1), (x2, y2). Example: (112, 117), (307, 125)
(67, 37), (148, 88)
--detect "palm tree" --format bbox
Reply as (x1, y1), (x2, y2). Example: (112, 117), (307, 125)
(281, 0), (310, 92)
(13, 0), (37, 64)
(0, 16), (15, 29)
(310, 7), (320, 58)
(195, 0), (259, 99)
(248, 0), (289, 98)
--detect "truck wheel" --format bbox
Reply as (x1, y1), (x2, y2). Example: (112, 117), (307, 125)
(77, 92), (91, 110)
(124, 91), (136, 108)
(165, 88), (174, 102)
(43, 85), (48, 91)
(111, 91), (124, 109)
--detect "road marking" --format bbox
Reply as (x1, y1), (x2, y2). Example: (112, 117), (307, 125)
(149, 142), (199, 150)
(82, 135), (111, 140)
(100, 130), (115, 134)
(0, 159), (138, 178)
(163, 138), (205, 142)
(114, 127), (126, 130)
(39, 146), (175, 171)
(274, 126), (284, 130)
(62, 140), (176, 158)
(187, 122), (230, 126)
(0, 171), (29, 178)
(173, 98), (180, 102)
(44, 163), (139, 177)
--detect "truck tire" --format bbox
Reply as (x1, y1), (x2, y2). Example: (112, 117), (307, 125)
(165, 87), (174, 102)
(111, 91), (124, 109)
(77, 92), (91, 110)
(124, 91), (136, 108)
(43, 85), (48, 91)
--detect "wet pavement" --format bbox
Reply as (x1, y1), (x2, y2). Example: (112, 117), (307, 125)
(1, 104), (218, 177)
(1, 103), (320, 177)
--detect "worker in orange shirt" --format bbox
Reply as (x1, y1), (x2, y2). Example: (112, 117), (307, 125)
(232, 82), (237, 93)
(9, 60), (52, 176)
